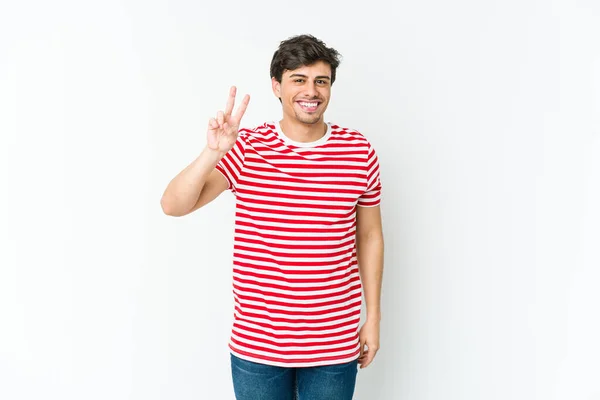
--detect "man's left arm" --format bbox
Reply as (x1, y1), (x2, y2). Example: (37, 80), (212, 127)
(356, 204), (384, 369)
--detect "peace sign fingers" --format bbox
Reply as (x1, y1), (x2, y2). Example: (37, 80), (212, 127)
(231, 93), (250, 126)
(223, 86), (250, 127)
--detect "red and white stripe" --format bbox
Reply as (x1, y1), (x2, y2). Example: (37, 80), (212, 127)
(215, 121), (381, 367)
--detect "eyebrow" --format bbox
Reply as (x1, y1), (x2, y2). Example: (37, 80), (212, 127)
(289, 74), (331, 80)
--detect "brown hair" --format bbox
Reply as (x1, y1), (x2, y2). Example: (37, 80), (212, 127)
(270, 34), (342, 84)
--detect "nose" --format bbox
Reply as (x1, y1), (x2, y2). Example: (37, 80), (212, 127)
(305, 81), (318, 98)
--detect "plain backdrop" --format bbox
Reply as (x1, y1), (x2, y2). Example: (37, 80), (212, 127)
(1, 0), (599, 399)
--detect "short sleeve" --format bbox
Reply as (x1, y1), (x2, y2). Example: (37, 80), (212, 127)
(215, 131), (246, 192)
(357, 144), (382, 207)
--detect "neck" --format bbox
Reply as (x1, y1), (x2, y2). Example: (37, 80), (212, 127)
(279, 117), (327, 143)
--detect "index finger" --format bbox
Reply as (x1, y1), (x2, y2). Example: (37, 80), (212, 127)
(232, 94), (250, 123)
(224, 86), (236, 117)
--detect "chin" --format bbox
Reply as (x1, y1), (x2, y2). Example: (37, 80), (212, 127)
(301, 118), (321, 125)
(294, 112), (322, 125)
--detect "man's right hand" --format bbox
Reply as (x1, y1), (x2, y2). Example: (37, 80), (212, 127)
(207, 86), (250, 153)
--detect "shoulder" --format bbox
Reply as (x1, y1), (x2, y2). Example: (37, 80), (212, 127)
(328, 122), (375, 148)
(237, 122), (278, 141)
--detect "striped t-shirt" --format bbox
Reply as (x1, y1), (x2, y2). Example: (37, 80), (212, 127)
(215, 121), (382, 367)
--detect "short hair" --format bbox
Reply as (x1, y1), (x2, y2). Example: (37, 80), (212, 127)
(270, 34), (342, 84)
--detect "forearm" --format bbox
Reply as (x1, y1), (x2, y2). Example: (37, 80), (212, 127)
(357, 232), (384, 321)
(160, 146), (224, 216)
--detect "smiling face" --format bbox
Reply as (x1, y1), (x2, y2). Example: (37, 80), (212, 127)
(272, 60), (332, 125)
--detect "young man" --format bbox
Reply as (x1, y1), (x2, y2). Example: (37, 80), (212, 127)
(161, 34), (384, 400)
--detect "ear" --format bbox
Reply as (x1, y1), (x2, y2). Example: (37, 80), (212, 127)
(271, 77), (281, 99)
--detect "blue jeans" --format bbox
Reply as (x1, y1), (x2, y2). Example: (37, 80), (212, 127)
(230, 353), (358, 400)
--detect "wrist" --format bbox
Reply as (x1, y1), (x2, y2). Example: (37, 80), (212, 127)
(202, 146), (226, 163)
(366, 312), (381, 323)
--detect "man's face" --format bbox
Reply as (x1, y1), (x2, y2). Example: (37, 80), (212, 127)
(272, 61), (332, 125)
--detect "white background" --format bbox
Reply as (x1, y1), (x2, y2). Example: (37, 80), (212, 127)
(1, 0), (599, 399)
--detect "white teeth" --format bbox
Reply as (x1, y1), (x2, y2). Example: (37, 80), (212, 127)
(299, 102), (318, 108)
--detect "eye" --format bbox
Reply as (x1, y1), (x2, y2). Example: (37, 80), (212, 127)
(294, 78), (305, 83)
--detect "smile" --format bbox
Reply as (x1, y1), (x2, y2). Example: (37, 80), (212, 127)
(296, 101), (320, 112)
